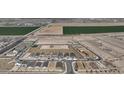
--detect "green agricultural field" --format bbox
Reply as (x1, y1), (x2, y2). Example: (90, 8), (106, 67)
(63, 26), (124, 34)
(0, 27), (39, 35)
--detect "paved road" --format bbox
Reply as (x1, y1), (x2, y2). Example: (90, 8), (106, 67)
(66, 61), (74, 74)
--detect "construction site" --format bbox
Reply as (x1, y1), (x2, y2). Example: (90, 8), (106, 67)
(0, 20), (124, 74)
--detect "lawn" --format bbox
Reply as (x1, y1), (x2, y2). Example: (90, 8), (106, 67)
(63, 26), (124, 34)
(0, 27), (39, 35)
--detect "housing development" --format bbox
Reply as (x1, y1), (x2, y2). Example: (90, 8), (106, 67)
(0, 18), (124, 74)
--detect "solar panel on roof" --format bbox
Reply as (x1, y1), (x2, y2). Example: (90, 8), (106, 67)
(43, 61), (49, 67)
(36, 62), (42, 67)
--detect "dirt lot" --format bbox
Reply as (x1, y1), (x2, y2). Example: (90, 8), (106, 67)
(0, 58), (15, 71)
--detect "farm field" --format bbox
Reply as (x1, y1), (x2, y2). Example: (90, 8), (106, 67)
(63, 26), (124, 34)
(0, 27), (39, 35)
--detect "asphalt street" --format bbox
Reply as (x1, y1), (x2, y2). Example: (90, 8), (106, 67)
(66, 61), (74, 74)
